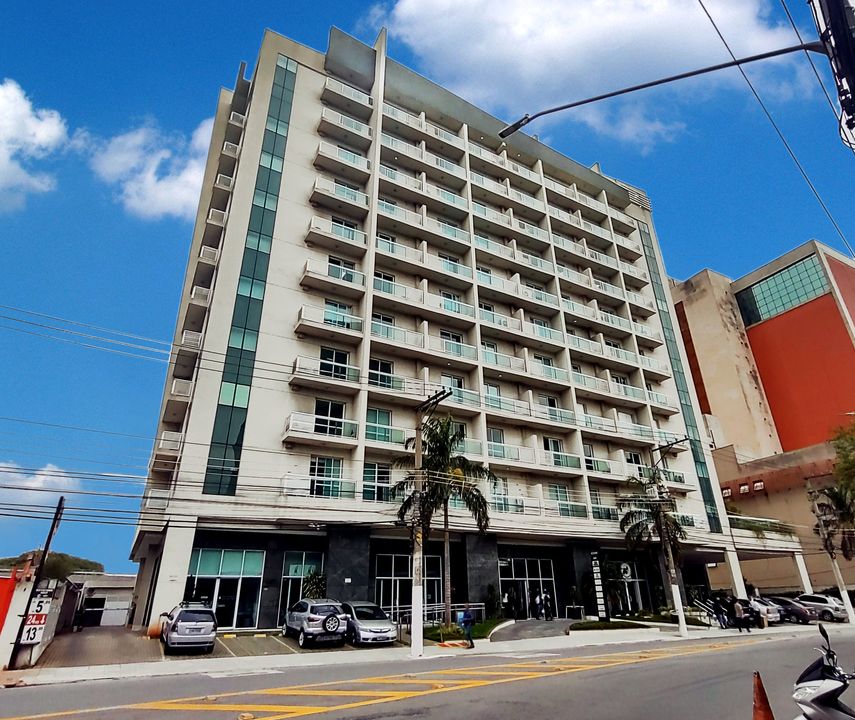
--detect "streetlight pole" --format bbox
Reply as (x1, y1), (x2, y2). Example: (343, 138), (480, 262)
(498, 41), (826, 138)
(410, 388), (453, 659)
(651, 437), (689, 639)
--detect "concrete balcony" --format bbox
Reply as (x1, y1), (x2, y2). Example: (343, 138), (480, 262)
(620, 259), (649, 283)
(609, 205), (638, 233)
(295, 305), (363, 344)
(322, 77), (373, 120)
(381, 103), (465, 155)
(613, 233), (644, 259)
(427, 335), (479, 368)
(634, 320), (664, 347)
(198, 245), (220, 266)
(290, 355), (361, 394)
(305, 216), (368, 258)
(300, 258), (365, 298)
(372, 278), (474, 329)
(370, 321), (426, 358)
(310, 177), (370, 220)
(151, 431), (183, 472)
(376, 199), (470, 253)
(726, 515), (801, 553)
(282, 474), (358, 500)
(626, 289), (657, 317)
(174, 330), (202, 380)
(379, 133), (466, 188)
(365, 423), (415, 447)
(472, 201), (513, 235)
(514, 218), (550, 246)
(206, 207), (227, 229)
(281, 413), (359, 447)
(647, 389), (680, 415)
(314, 141), (371, 184)
(317, 107), (372, 150)
(163, 379), (193, 424)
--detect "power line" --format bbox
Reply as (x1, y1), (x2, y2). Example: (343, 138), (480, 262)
(696, 0), (854, 258)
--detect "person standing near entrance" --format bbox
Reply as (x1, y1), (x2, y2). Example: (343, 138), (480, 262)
(461, 604), (475, 648)
(543, 591), (554, 621)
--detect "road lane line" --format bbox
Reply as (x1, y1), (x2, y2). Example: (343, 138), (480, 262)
(136, 702), (325, 713)
(271, 635), (299, 653)
(216, 637), (236, 657)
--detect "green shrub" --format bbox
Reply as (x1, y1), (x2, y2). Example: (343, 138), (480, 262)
(423, 618), (505, 642)
(567, 620), (646, 631)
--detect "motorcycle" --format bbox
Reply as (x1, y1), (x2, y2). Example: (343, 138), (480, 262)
(792, 624), (855, 719)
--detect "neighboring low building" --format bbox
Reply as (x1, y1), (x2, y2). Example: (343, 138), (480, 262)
(68, 572), (135, 627)
(672, 240), (855, 592)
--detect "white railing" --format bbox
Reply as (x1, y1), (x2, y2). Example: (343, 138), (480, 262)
(309, 215), (368, 246)
(427, 255), (472, 278)
(303, 258), (365, 286)
(479, 308), (522, 332)
(181, 330), (202, 350)
(190, 286), (210, 305)
(375, 236), (423, 263)
(214, 173), (233, 190)
(562, 297), (598, 320)
(428, 335), (478, 360)
(292, 355), (360, 382)
(320, 107), (371, 138)
(207, 208), (227, 226)
(379, 164), (423, 192)
(282, 474), (358, 499)
(298, 305), (364, 332)
(222, 141), (240, 158)
(313, 177), (369, 206)
(158, 431), (183, 452)
(488, 443), (537, 463)
(567, 333), (604, 356)
(199, 246), (219, 263)
(530, 363), (569, 382)
(373, 277), (424, 303)
(317, 141), (370, 171)
(520, 285), (559, 306)
(473, 201), (512, 227)
(475, 234), (515, 258)
(523, 321), (564, 343)
(482, 349), (526, 371)
(516, 219), (549, 242)
(283, 412), (359, 439)
(627, 289), (656, 310)
(324, 77), (372, 106)
(371, 322), (424, 348)
(424, 293), (476, 317)
(228, 111), (246, 127)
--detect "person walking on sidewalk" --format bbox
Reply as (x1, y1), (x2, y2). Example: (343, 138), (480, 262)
(462, 604), (475, 648)
(734, 599), (751, 633)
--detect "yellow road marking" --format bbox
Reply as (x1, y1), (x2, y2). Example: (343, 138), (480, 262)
(5, 639), (760, 720)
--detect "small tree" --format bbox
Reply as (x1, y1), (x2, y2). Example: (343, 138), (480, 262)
(619, 468), (687, 635)
(833, 421), (855, 488)
(395, 416), (493, 627)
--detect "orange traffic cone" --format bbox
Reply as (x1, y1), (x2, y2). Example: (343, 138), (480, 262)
(753, 671), (776, 720)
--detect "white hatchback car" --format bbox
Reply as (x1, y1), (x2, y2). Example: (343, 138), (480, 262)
(160, 603), (217, 654)
(797, 593), (849, 622)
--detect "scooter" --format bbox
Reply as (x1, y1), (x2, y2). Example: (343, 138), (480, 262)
(792, 624), (855, 719)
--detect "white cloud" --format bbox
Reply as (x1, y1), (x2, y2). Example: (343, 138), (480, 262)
(0, 462), (79, 512)
(90, 117), (213, 220)
(0, 79), (68, 212)
(374, 0), (812, 148)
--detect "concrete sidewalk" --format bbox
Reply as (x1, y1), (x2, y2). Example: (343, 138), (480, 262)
(0, 623), (825, 688)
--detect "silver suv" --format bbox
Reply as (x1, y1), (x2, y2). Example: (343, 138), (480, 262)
(160, 604), (216, 654)
(283, 598), (348, 648)
(797, 593), (849, 622)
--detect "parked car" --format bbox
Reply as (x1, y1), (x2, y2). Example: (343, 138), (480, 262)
(797, 593), (849, 622)
(341, 601), (396, 645)
(769, 596), (817, 624)
(160, 603), (216, 654)
(282, 598), (348, 648)
(753, 597), (783, 624)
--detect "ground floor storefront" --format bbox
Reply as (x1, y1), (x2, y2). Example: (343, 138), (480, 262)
(133, 526), (722, 631)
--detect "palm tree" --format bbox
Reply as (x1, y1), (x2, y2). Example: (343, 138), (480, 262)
(618, 468), (687, 634)
(395, 415), (493, 627)
(813, 485), (855, 560)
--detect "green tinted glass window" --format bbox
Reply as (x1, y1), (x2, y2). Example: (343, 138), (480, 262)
(735, 255), (829, 325)
(198, 549), (222, 575)
(242, 551), (264, 576)
(220, 550), (244, 576)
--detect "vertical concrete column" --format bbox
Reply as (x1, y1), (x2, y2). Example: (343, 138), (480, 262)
(793, 552), (813, 594)
(145, 523), (196, 633)
(724, 549), (747, 598)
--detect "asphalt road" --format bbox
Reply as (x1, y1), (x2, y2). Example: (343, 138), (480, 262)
(2, 629), (851, 720)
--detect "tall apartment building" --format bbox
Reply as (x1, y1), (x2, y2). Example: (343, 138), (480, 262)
(673, 241), (855, 592)
(130, 27), (801, 631)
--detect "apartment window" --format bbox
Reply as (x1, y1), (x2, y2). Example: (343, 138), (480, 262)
(533, 354), (554, 367)
(334, 180), (361, 202)
(543, 437), (563, 453)
(531, 316), (549, 327)
(571, 363), (582, 374)
(441, 373), (464, 390)
(323, 299), (352, 328)
(314, 399), (345, 435)
(374, 270), (395, 294)
(612, 374), (629, 385)
(625, 451), (643, 467)
(440, 329), (463, 344)
(319, 347), (349, 380)
(539, 394), (558, 408)
(363, 462), (394, 502)
(484, 383), (502, 409)
(604, 339), (621, 349)
(590, 486), (602, 506)
(331, 216), (359, 241)
(479, 301), (495, 312)
(477, 265), (492, 276)
(366, 408), (393, 442)
(583, 442), (594, 458)
(377, 232), (396, 243)
(525, 281), (544, 291)
(328, 256), (356, 282)
(369, 358), (395, 388)
(439, 252), (460, 264)
(309, 456), (350, 498)
(372, 311), (394, 325)
(487, 427), (505, 445)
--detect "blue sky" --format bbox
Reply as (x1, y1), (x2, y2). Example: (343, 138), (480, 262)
(0, 0), (852, 571)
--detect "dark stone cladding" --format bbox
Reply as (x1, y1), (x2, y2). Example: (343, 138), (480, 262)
(465, 534), (499, 606)
(326, 526), (371, 601)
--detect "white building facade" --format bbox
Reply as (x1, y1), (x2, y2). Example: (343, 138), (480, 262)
(131, 27), (791, 631)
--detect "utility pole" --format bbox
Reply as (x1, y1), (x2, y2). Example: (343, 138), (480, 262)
(809, 485), (855, 624)
(410, 389), (452, 659)
(10, 496), (65, 668)
(651, 437), (689, 639)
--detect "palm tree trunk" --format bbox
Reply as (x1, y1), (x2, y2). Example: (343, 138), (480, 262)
(444, 499), (452, 628)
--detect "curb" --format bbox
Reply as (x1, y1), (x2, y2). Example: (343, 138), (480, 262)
(487, 619), (516, 640)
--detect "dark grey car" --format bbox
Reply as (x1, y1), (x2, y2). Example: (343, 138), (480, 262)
(342, 601), (396, 645)
(769, 596), (817, 624)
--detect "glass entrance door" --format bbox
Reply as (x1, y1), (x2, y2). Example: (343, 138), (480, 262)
(215, 578), (239, 627)
(498, 556), (557, 619)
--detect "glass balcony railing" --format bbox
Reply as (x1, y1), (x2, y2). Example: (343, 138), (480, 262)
(365, 423), (409, 445)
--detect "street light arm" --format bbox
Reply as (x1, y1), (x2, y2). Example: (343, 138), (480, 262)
(498, 41), (826, 138)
